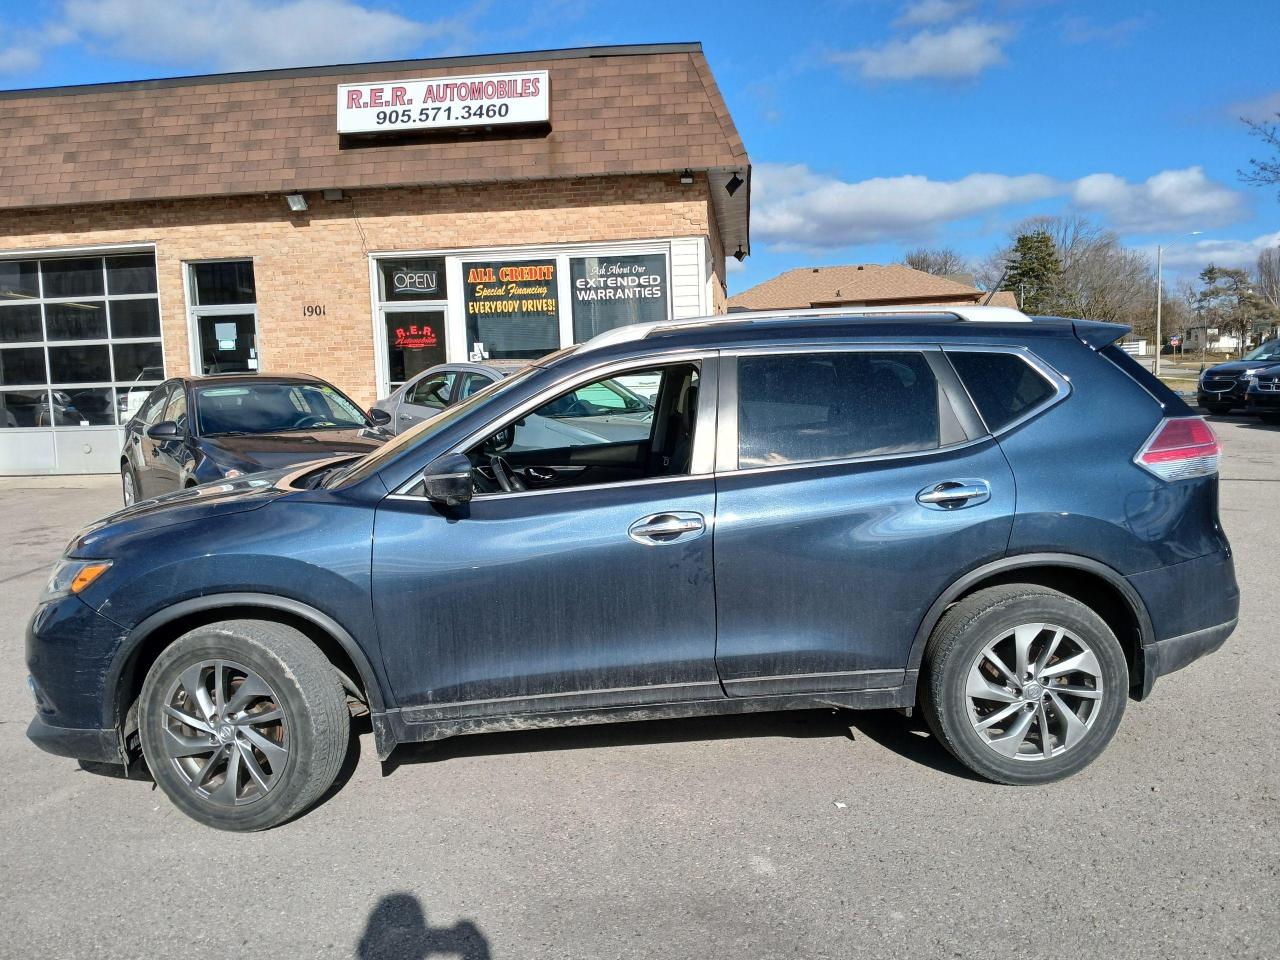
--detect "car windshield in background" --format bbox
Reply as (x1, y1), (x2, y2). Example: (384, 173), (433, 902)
(1243, 340), (1280, 362)
(195, 382), (367, 436)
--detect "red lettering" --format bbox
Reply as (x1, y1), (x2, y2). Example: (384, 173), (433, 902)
(530, 77), (540, 96)
(346, 89), (364, 109)
(391, 86), (407, 106)
(369, 87), (385, 107)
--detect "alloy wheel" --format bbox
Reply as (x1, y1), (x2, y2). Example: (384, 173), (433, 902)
(122, 470), (135, 506)
(965, 623), (1104, 761)
(160, 659), (289, 806)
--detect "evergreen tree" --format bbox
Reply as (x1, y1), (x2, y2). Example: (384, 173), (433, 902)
(1001, 230), (1064, 314)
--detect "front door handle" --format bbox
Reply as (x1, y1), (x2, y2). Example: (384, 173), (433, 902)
(628, 511), (706, 545)
(917, 479), (991, 509)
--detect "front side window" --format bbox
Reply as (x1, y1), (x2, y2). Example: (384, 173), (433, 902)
(407, 373), (454, 410)
(736, 351), (944, 468)
(458, 371), (495, 400)
(467, 363), (699, 494)
(163, 385), (188, 432)
(947, 351), (1056, 433)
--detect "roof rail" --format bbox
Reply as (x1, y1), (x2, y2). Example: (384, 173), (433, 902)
(579, 304), (1031, 353)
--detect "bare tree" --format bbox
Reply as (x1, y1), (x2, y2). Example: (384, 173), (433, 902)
(1257, 247), (1280, 310)
(899, 247), (970, 277)
(1240, 112), (1280, 196)
(982, 214), (1157, 329)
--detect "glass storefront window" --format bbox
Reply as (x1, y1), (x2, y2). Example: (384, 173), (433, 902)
(42, 257), (105, 299)
(192, 260), (256, 305)
(570, 253), (669, 342)
(384, 310), (446, 385)
(0, 260), (39, 302)
(0, 347), (48, 385)
(46, 301), (108, 340)
(0, 252), (163, 427)
(463, 259), (559, 360)
(0, 304), (42, 343)
(0, 388), (48, 428)
(379, 258), (446, 300)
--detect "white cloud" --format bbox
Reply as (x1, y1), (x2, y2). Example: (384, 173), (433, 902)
(0, 0), (473, 76)
(1070, 167), (1248, 233)
(754, 163), (1058, 248)
(753, 163), (1249, 250)
(832, 22), (1013, 81)
(894, 0), (970, 28)
(1156, 231), (1280, 271)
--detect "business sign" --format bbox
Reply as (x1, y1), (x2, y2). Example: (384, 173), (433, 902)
(570, 253), (669, 341)
(338, 70), (550, 135)
(378, 257), (446, 300)
(463, 259), (559, 360)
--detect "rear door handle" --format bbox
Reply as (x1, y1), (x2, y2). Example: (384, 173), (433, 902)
(917, 479), (991, 509)
(628, 511), (706, 545)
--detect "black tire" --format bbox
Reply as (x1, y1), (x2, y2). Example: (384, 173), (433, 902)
(1203, 403), (1232, 415)
(138, 619), (349, 831)
(121, 462), (139, 506)
(920, 585), (1127, 785)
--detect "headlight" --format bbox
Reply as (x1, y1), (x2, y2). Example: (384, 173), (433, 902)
(40, 559), (112, 603)
(1247, 376), (1260, 388)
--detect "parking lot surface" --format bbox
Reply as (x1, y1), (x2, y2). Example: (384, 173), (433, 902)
(1, 414), (1277, 960)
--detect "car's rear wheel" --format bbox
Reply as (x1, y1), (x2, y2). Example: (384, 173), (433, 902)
(921, 585), (1127, 785)
(121, 463), (138, 505)
(138, 619), (349, 831)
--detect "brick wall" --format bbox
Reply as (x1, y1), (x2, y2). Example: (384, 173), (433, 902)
(0, 173), (718, 406)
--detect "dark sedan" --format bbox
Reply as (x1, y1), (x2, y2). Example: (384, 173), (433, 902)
(120, 374), (388, 504)
(1197, 339), (1280, 413)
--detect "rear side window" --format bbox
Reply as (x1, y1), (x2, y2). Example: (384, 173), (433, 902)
(737, 351), (948, 468)
(948, 351), (1056, 432)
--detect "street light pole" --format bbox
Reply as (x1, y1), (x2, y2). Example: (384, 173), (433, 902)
(1156, 244), (1163, 379)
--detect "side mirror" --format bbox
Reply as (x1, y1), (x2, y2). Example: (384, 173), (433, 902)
(146, 420), (181, 440)
(421, 452), (473, 507)
(368, 407), (392, 427)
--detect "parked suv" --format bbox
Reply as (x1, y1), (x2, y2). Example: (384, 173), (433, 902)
(1244, 365), (1280, 423)
(27, 307), (1239, 831)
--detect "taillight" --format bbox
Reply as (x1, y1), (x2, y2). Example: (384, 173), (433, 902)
(1135, 416), (1221, 481)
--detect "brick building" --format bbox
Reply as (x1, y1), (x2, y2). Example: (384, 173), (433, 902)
(0, 43), (750, 474)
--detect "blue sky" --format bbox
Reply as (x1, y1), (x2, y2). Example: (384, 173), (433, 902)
(1, 0), (1277, 294)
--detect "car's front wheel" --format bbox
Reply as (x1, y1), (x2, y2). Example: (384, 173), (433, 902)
(121, 463), (138, 505)
(921, 585), (1127, 785)
(138, 619), (349, 831)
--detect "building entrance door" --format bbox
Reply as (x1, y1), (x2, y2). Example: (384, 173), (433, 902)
(194, 312), (257, 374)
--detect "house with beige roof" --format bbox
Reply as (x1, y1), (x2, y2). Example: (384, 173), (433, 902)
(728, 264), (1018, 312)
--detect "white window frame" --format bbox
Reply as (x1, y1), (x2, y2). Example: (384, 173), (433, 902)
(182, 258), (260, 376)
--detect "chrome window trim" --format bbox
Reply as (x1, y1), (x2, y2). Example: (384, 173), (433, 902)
(941, 343), (1071, 437)
(388, 471), (712, 504)
(391, 348), (716, 497)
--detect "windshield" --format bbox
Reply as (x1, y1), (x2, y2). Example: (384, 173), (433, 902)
(1243, 340), (1280, 363)
(327, 364), (542, 488)
(195, 382), (368, 436)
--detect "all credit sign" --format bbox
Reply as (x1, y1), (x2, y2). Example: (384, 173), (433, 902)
(337, 70), (550, 135)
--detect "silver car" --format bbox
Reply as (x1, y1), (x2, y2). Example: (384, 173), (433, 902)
(371, 362), (518, 435)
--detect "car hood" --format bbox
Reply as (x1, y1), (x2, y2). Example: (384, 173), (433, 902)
(66, 464), (324, 556)
(1204, 360), (1280, 376)
(200, 427), (385, 472)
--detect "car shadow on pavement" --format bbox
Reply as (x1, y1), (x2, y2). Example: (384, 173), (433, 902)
(357, 893), (490, 960)
(382, 708), (857, 775)
(843, 710), (985, 782)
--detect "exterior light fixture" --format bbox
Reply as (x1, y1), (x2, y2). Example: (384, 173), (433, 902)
(285, 193), (308, 212)
(321, 189), (344, 202)
(733, 245), (746, 262)
(725, 172), (744, 197)
(679, 169), (695, 185)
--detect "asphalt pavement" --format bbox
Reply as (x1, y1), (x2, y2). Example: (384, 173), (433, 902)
(0, 414), (1276, 959)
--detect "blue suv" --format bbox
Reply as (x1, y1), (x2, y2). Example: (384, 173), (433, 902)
(26, 306), (1239, 830)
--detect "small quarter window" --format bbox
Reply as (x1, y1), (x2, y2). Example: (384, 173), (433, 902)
(736, 352), (944, 468)
(948, 352), (1056, 432)
(407, 373), (455, 410)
